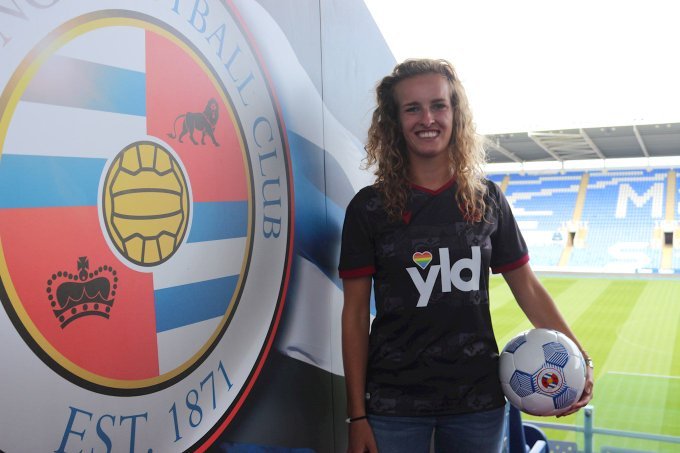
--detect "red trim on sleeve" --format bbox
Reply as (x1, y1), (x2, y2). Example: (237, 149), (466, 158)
(491, 254), (529, 274)
(339, 266), (375, 279)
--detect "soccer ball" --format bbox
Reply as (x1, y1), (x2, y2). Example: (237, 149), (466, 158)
(499, 328), (586, 416)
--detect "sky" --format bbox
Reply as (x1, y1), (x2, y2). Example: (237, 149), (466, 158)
(364, 0), (680, 135)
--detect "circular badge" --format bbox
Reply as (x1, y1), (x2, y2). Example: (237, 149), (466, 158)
(0, 4), (292, 452)
(102, 141), (191, 267)
(536, 367), (564, 394)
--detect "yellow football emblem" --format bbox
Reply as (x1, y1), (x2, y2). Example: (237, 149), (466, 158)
(102, 141), (190, 266)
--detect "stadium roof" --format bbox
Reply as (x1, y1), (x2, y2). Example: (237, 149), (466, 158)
(484, 122), (680, 164)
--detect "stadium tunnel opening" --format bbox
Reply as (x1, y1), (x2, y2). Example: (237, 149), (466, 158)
(664, 231), (673, 246)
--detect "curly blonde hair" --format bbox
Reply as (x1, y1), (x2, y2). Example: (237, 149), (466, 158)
(365, 58), (487, 222)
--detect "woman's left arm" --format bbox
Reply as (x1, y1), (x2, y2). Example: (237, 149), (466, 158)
(502, 262), (594, 416)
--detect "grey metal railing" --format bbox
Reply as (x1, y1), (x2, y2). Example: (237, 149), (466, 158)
(528, 405), (680, 453)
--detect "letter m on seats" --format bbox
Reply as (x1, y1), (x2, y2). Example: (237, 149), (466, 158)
(615, 183), (664, 219)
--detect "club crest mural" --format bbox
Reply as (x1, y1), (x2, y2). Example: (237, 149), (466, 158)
(0, 1), (293, 451)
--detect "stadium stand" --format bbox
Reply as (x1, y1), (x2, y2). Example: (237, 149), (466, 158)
(488, 173), (506, 186)
(490, 168), (678, 273)
(503, 172), (582, 268)
(673, 170), (680, 270)
(569, 169), (666, 271)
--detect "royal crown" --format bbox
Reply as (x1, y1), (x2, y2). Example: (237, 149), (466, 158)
(47, 256), (117, 328)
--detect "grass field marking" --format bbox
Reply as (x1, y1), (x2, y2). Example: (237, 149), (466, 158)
(613, 322), (673, 356)
(491, 276), (612, 351)
(607, 371), (680, 380)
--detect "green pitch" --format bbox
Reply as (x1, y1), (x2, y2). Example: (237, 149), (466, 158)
(490, 274), (680, 452)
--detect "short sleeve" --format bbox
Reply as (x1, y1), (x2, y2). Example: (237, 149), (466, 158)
(488, 181), (529, 274)
(338, 190), (376, 279)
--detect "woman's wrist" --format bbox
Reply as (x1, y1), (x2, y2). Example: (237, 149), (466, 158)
(345, 415), (368, 424)
(581, 350), (594, 369)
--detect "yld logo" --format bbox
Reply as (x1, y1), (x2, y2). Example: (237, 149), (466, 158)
(406, 247), (481, 307)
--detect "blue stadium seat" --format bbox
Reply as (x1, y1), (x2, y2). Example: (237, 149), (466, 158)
(506, 405), (549, 453)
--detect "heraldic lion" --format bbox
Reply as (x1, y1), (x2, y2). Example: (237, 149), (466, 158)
(168, 98), (220, 146)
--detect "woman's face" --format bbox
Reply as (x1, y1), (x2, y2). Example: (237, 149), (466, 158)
(394, 73), (453, 162)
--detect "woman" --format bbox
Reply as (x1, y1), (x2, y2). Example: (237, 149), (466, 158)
(338, 59), (594, 453)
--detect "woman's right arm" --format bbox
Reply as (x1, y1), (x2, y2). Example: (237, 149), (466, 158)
(341, 276), (378, 453)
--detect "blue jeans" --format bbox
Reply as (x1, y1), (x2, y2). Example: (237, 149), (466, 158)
(368, 407), (505, 453)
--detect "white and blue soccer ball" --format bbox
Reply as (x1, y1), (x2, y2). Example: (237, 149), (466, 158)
(499, 328), (586, 416)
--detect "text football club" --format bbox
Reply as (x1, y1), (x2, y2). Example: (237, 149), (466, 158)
(0, 1), (293, 452)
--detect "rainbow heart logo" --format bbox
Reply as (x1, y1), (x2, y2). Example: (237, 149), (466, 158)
(412, 251), (433, 270)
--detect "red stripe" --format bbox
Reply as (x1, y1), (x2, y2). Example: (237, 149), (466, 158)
(0, 207), (159, 379)
(492, 254), (530, 274)
(145, 31), (248, 203)
(339, 266), (375, 279)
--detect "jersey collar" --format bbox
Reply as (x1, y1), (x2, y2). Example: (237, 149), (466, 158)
(410, 175), (456, 195)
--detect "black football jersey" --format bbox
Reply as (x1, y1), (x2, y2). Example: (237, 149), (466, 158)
(338, 177), (529, 416)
